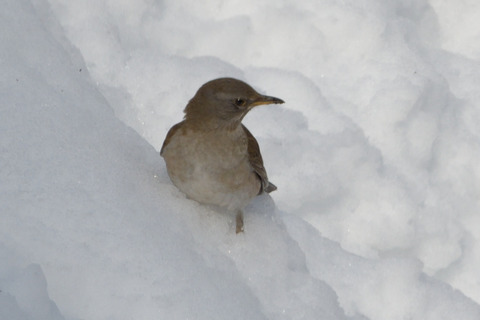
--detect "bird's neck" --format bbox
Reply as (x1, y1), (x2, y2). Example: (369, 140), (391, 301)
(184, 115), (241, 132)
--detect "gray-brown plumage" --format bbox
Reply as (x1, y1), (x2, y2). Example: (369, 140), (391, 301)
(160, 78), (283, 233)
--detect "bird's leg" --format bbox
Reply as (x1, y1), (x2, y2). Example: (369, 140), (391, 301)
(236, 210), (244, 234)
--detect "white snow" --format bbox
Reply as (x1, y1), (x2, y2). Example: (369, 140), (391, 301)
(2, 0), (480, 319)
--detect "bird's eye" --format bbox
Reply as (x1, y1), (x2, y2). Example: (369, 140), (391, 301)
(234, 98), (246, 107)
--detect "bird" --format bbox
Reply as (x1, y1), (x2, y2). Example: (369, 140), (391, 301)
(160, 77), (284, 233)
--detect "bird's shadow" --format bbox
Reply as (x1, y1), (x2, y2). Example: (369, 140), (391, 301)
(192, 192), (280, 235)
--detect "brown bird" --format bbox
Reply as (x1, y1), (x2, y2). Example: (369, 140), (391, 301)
(160, 78), (284, 233)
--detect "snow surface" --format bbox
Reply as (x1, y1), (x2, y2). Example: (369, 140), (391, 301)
(2, 0), (480, 319)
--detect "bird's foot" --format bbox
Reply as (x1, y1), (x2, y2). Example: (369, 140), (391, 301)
(236, 211), (244, 234)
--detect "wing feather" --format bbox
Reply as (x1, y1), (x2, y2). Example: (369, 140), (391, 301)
(160, 121), (185, 156)
(242, 124), (277, 194)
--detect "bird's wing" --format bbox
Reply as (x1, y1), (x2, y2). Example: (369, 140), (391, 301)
(160, 121), (185, 156)
(242, 124), (277, 194)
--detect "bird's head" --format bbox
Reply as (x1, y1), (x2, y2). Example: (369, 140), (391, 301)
(184, 78), (284, 129)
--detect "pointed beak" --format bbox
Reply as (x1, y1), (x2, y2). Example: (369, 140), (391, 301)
(251, 95), (285, 107)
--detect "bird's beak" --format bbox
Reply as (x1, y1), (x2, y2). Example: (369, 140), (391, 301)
(251, 95), (285, 107)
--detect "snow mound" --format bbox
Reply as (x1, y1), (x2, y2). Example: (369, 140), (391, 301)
(2, 0), (480, 319)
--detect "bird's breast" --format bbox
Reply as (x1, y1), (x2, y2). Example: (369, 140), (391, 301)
(161, 126), (260, 211)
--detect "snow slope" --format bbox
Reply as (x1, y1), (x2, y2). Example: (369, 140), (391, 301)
(2, 0), (480, 319)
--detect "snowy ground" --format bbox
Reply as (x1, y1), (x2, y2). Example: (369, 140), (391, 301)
(2, 0), (480, 319)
